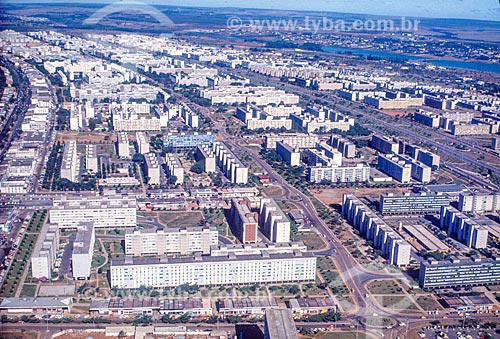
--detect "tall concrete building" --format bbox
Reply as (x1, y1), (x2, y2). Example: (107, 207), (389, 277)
(31, 223), (59, 279)
(264, 133), (319, 150)
(116, 131), (130, 159)
(492, 138), (500, 150)
(50, 195), (137, 229)
(330, 135), (356, 158)
(60, 140), (78, 182)
(196, 145), (216, 173)
(144, 152), (161, 186)
(371, 135), (399, 154)
(440, 206), (489, 249)
(259, 198), (291, 243)
(165, 154), (184, 185)
(72, 223), (95, 280)
(276, 141), (301, 167)
(230, 199), (259, 244)
(308, 164), (370, 183)
(264, 309), (298, 339)
(136, 132), (150, 154)
(125, 227), (218, 255)
(378, 154), (431, 183)
(458, 193), (500, 213)
(85, 144), (98, 173)
(379, 192), (450, 215)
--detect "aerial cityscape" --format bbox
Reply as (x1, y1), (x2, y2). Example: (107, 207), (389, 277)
(0, 1), (500, 339)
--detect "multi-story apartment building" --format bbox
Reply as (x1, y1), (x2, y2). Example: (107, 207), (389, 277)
(110, 245), (316, 288)
(259, 198), (291, 243)
(196, 145), (216, 173)
(116, 131), (130, 159)
(50, 195), (137, 229)
(85, 144), (98, 173)
(419, 257), (500, 289)
(330, 136), (356, 158)
(165, 154), (184, 185)
(144, 153), (161, 186)
(72, 223), (95, 280)
(136, 132), (150, 154)
(458, 193), (500, 213)
(408, 146), (440, 168)
(342, 194), (411, 266)
(230, 199), (258, 244)
(307, 164), (370, 183)
(440, 206), (489, 249)
(163, 133), (215, 150)
(306, 143), (342, 167)
(125, 227), (218, 256)
(213, 142), (248, 184)
(379, 192), (450, 215)
(60, 140), (78, 182)
(275, 142), (300, 167)
(264, 133), (319, 150)
(371, 135), (399, 154)
(378, 154), (431, 183)
(31, 223), (59, 279)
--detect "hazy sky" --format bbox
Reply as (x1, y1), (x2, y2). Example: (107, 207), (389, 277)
(5, 0), (500, 21)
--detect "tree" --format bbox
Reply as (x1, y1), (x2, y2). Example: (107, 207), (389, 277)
(190, 161), (205, 174)
(88, 118), (97, 131)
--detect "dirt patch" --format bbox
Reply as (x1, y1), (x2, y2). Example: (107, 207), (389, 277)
(312, 187), (407, 207)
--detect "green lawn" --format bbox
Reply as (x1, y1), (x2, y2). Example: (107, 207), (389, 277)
(293, 231), (326, 250)
(366, 280), (403, 294)
(158, 211), (203, 227)
(19, 284), (37, 297)
(374, 295), (418, 310)
(415, 296), (442, 311)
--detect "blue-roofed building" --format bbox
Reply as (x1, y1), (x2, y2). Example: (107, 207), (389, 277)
(163, 132), (216, 150)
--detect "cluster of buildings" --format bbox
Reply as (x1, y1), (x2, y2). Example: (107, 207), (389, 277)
(212, 142), (249, 184)
(414, 109), (500, 136)
(0, 60), (55, 194)
(440, 206), (489, 249)
(342, 194), (412, 266)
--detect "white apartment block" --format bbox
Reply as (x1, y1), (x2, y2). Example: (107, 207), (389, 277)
(179, 103), (199, 128)
(196, 145), (216, 173)
(200, 86), (300, 106)
(110, 247), (316, 288)
(117, 132), (130, 159)
(378, 154), (431, 184)
(259, 198), (291, 243)
(136, 132), (150, 154)
(144, 153), (161, 186)
(31, 223), (59, 279)
(458, 193), (500, 213)
(165, 154), (184, 185)
(308, 164), (370, 183)
(72, 223), (95, 280)
(60, 140), (78, 182)
(85, 144), (98, 173)
(306, 143), (343, 167)
(342, 194), (411, 266)
(264, 133), (319, 150)
(440, 206), (488, 249)
(213, 142), (248, 184)
(50, 195), (137, 229)
(275, 142), (300, 167)
(125, 227), (218, 256)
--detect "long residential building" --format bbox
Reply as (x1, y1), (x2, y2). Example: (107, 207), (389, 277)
(110, 246), (316, 289)
(49, 195), (137, 229)
(371, 135), (399, 154)
(259, 198), (291, 243)
(213, 142), (248, 184)
(307, 164), (370, 183)
(163, 132), (215, 150)
(136, 132), (150, 154)
(85, 144), (98, 173)
(419, 257), (500, 289)
(117, 131), (130, 158)
(31, 223), (59, 279)
(440, 206), (488, 249)
(342, 194), (411, 266)
(330, 136), (356, 158)
(60, 140), (78, 182)
(72, 222), (95, 280)
(378, 154), (431, 183)
(125, 227), (218, 256)
(458, 193), (500, 213)
(230, 199), (258, 244)
(379, 192), (450, 215)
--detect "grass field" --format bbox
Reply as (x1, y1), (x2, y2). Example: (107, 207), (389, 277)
(158, 211), (203, 227)
(374, 295), (418, 310)
(293, 231), (327, 250)
(19, 284), (37, 297)
(366, 280), (403, 294)
(415, 295), (442, 311)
